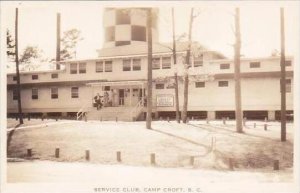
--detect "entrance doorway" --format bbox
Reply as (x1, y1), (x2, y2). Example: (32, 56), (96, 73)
(119, 89), (124, 106)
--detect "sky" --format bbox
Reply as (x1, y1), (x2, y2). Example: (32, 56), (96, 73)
(1, 1), (299, 61)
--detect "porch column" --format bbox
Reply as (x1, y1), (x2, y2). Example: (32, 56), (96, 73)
(207, 111), (216, 120)
(141, 83), (144, 105)
(268, 110), (276, 121)
(129, 86), (132, 106)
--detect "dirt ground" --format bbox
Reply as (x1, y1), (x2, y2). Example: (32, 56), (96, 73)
(7, 119), (294, 171)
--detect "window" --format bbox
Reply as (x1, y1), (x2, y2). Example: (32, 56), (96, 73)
(51, 88), (58, 99)
(13, 76), (17, 81)
(79, 63), (86, 74)
(195, 82), (205, 88)
(285, 60), (292, 67)
(71, 87), (79, 98)
(12, 89), (18, 100)
(220, 63), (230, 69)
(250, 62), (260, 68)
(32, 88), (38, 100)
(116, 9), (130, 24)
(132, 59), (141, 71)
(281, 79), (292, 93)
(51, 73), (58, 79)
(104, 61), (112, 72)
(70, 63), (77, 74)
(96, 61), (103, 73)
(152, 58), (160, 70)
(105, 26), (115, 41)
(162, 57), (171, 69)
(32, 74), (38, 80)
(218, 81), (229, 87)
(155, 83), (164, 89)
(123, 59), (131, 71)
(166, 83), (175, 89)
(104, 86), (110, 91)
(115, 41), (130, 46)
(131, 26), (146, 41)
(194, 55), (203, 67)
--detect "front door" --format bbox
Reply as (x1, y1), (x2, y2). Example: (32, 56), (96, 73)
(119, 89), (124, 106)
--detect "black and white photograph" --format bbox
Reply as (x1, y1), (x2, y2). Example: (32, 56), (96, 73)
(0, 1), (299, 193)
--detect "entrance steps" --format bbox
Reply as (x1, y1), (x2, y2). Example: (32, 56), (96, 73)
(86, 106), (143, 121)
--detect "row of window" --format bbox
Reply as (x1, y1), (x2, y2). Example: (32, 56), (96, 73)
(155, 79), (291, 91)
(12, 73), (59, 81)
(12, 87), (79, 100)
(219, 60), (292, 70)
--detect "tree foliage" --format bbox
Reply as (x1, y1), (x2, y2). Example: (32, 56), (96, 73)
(6, 29), (16, 60)
(60, 29), (83, 60)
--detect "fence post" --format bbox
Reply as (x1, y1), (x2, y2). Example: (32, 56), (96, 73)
(254, 123), (256, 128)
(116, 117), (118, 122)
(28, 115), (30, 121)
(150, 153), (156, 165)
(27, 149), (32, 157)
(190, 156), (194, 166)
(192, 116), (194, 121)
(264, 124), (268, 131)
(117, 151), (121, 162)
(229, 158), (234, 170)
(206, 118), (209, 124)
(273, 160), (279, 170)
(167, 117), (170, 122)
(85, 150), (90, 161)
(55, 148), (60, 158)
(160, 116), (162, 121)
(187, 117), (189, 123)
(100, 117), (102, 122)
(243, 117), (246, 126)
(223, 117), (226, 125)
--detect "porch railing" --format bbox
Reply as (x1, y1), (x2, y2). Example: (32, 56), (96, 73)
(130, 99), (144, 121)
(76, 101), (91, 120)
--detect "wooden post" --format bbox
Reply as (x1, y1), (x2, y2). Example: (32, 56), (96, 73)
(264, 124), (268, 131)
(42, 116), (44, 121)
(243, 117), (246, 126)
(187, 117), (189, 123)
(167, 117), (170, 122)
(100, 117), (102, 122)
(223, 117), (226, 125)
(190, 156), (194, 166)
(254, 122), (256, 128)
(150, 153), (156, 165)
(229, 158), (234, 170)
(84, 114), (87, 122)
(274, 160), (279, 170)
(55, 148), (60, 158)
(280, 7), (286, 142)
(27, 149), (32, 157)
(56, 13), (61, 70)
(192, 116), (194, 121)
(117, 151), (121, 162)
(206, 118), (209, 124)
(159, 116), (162, 121)
(85, 150), (90, 161)
(28, 115), (30, 121)
(116, 117), (118, 122)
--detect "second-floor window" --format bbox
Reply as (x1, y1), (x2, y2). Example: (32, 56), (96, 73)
(155, 83), (164, 89)
(123, 59), (131, 71)
(70, 63), (77, 74)
(280, 79), (292, 93)
(105, 61), (113, 72)
(32, 88), (38, 100)
(32, 74), (39, 80)
(162, 57), (171, 69)
(79, 63), (86, 74)
(250, 62), (260, 68)
(51, 73), (58, 79)
(51, 88), (58, 99)
(218, 81), (229, 87)
(285, 60), (292, 67)
(220, 63), (230, 69)
(152, 58), (160, 70)
(96, 61), (103, 73)
(13, 76), (17, 81)
(132, 59), (141, 71)
(195, 82), (205, 88)
(71, 87), (79, 98)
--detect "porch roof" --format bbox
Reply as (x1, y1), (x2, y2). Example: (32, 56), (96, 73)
(86, 80), (146, 87)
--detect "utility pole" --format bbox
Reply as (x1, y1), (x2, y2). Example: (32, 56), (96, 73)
(172, 8), (180, 123)
(146, 8), (153, 129)
(234, 8), (243, 133)
(15, 8), (23, 124)
(56, 13), (61, 70)
(182, 8), (194, 123)
(280, 7), (286, 142)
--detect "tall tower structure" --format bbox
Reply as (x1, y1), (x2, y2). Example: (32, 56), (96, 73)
(103, 8), (159, 48)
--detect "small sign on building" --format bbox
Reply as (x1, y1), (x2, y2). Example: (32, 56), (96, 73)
(156, 95), (174, 107)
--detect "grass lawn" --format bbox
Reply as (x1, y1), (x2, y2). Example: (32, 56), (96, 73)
(7, 118), (294, 171)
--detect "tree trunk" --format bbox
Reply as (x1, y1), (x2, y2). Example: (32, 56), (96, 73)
(56, 13), (61, 70)
(280, 7), (286, 142)
(172, 8), (180, 123)
(234, 8), (242, 133)
(15, 8), (23, 125)
(146, 8), (153, 129)
(182, 8), (193, 123)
